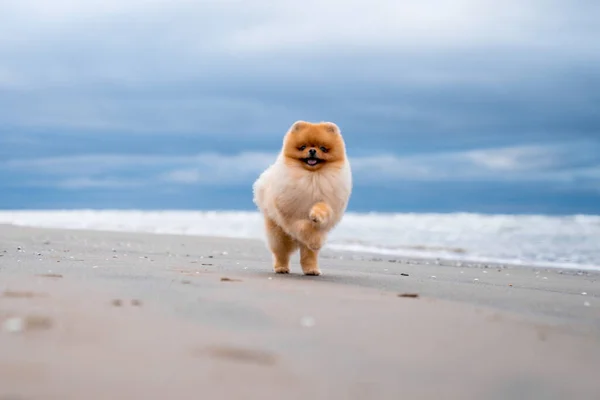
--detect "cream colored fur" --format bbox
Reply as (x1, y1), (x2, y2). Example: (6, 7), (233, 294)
(253, 121), (352, 275)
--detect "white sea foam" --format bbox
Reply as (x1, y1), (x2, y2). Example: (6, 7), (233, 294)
(0, 210), (599, 271)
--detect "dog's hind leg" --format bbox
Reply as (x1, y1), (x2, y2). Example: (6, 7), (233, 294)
(264, 216), (298, 274)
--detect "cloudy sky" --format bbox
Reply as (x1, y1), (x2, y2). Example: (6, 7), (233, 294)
(1, 0), (599, 214)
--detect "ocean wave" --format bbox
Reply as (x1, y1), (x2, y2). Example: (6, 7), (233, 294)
(0, 210), (598, 271)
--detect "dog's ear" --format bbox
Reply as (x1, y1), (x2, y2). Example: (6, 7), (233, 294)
(290, 120), (308, 132)
(321, 122), (340, 134)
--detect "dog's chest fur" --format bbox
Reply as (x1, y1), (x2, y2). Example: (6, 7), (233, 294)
(280, 169), (346, 217)
(253, 157), (352, 226)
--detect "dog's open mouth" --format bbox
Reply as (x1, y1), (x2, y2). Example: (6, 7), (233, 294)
(302, 157), (323, 166)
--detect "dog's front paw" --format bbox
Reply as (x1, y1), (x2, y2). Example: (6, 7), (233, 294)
(303, 268), (321, 276)
(309, 202), (332, 227)
(273, 265), (290, 274)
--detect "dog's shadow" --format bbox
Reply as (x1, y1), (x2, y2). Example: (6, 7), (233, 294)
(251, 270), (336, 282)
(248, 268), (396, 292)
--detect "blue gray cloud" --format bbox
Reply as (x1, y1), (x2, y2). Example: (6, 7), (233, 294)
(0, 0), (599, 213)
(1, 0), (599, 135)
(3, 141), (599, 190)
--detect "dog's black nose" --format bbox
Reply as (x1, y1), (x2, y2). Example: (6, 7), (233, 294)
(309, 148), (317, 156)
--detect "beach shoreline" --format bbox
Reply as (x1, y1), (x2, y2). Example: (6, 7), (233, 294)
(1, 223), (599, 399)
(2, 209), (599, 272)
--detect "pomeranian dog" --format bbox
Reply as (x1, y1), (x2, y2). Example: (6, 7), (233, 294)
(253, 120), (352, 276)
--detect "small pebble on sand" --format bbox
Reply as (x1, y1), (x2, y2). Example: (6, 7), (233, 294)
(2, 290), (46, 298)
(397, 293), (419, 298)
(300, 316), (316, 328)
(3, 317), (24, 333)
(582, 292), (587, 295)
(3, 315), (52, 333)
(220, 277), (242, 282)
(37, 273), (63, 278)
(24, 315), (53, 330)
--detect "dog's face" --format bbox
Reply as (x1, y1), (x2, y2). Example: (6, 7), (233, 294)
(282, 121), (346, 171)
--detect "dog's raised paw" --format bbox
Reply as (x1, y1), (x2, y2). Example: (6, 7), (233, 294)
(309, 203), (331, 226)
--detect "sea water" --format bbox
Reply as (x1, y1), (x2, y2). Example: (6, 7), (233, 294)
(0, 210), (598, 271)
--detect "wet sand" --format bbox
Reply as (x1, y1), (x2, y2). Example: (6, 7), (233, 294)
(1, 224), (599, 399)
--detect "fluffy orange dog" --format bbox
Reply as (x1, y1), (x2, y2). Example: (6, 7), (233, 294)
(253, 120), (352, 275)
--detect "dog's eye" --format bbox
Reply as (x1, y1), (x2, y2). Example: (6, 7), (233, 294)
(298, 145), (306, 151)
(319, 146), (329, 153)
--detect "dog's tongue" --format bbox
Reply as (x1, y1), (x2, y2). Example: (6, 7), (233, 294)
(307, 159), (318, 166)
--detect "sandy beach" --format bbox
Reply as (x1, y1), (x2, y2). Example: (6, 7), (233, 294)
(1, 223), (599, 400)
